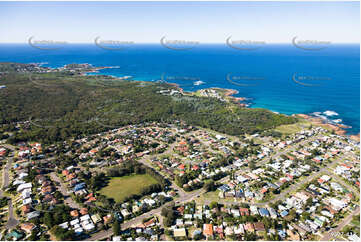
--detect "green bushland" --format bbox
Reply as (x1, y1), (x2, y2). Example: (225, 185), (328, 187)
(0, 63), (296, 143)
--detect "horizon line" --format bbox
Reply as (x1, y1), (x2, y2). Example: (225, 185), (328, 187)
(0, 42), (359, 45)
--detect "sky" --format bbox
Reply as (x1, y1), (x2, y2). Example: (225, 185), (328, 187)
(0, 1), (359, 44)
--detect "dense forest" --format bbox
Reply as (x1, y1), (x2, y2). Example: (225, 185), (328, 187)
(0, 63), (296, 143)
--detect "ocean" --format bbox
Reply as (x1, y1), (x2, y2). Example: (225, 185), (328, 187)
(0, 43), (359, 134)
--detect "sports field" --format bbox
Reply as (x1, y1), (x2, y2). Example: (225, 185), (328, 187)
(99, 174), (159, 202)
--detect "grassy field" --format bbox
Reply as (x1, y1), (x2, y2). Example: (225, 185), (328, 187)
(274, 120), (312, 135)
(99, 174), (159, 203)
(195, 190), (237, 204)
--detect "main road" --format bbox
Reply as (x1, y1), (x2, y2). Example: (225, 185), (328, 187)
(89, 171), (231, 240)
(89, 162), (231, 239)
(87, 132), (352, 240)
(89, 187), (206, 240)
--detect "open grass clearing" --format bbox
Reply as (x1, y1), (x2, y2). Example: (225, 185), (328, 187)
(99, 174), (159, 203)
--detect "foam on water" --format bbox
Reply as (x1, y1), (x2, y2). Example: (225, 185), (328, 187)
(323, 111), (339, 116)
(0, 43), (359, 134)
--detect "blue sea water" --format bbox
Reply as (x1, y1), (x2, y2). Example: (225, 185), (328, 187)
(0, 43), (359, 134)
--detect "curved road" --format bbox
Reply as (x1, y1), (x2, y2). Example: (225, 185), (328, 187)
(88, 133), (357, 240)
(89, 187), (206, 240)
(50, 172), (80, 209)
(1, 150), (19, 229)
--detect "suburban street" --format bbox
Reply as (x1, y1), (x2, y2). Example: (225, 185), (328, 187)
(3, 159), (12, 189)
(89, 134), (212, 240)
(50, 172), (80, 210)
(0, 4), (359, 241)
(256, 134), (322, 167)
(215, 157), (357, 209)
(320, 206), (360, 241)
(89, 158), (359, 242)
(1, 129), (357, 241)
(89, 186), (206, 240)
(1, 149), (19, 229)
(136, 142), (190, 198)
(2, 145), (15, 190)
(88, 133), (359, 241)
(5, 199), (18, 229)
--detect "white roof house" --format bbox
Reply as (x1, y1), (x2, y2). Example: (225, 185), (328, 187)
(121, 209), (131, 217)
(81, 220), (90, 226)
(113, 236), (122, 241)
(19, 172), (29, 179)
(73, 223), (81, 229)
(328, 198), (347, 210)
(59, 222), (69, 229)
(74, 227), (84, 233)
(83, 222), (95, 231)
(237, 175), (249, 183)
(70, 218), (80, 226)
(215, 134), (225, 140)
(143, 198), (156, 206)
(22, 198), (32, 205)
(320, 175), (331, 182)
(17, 182), (32, 192)
(250, 206), (259, 215)
(13, 179), (25, 186)
(21, 189), (32, 199)
(80, 214), (90, 221)
(184, 214), (193, 219)
(234, 224), (245, 234)
(268, 207), (278, 219)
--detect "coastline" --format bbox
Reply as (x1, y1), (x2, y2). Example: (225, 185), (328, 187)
(194, 87), (359, 140)
(295, 114), (359, 141)
(188, 86), (359, 140)
(205, 87), (248, 107)
(29, 62), (361, 140)
(88, 68), (361, 140)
